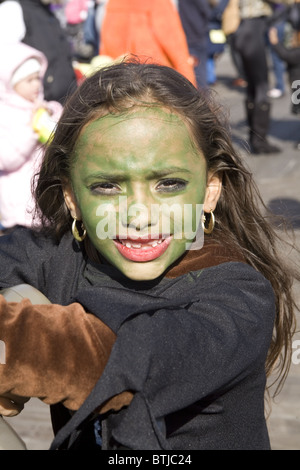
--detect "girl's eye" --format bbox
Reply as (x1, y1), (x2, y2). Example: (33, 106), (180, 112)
(156, 179), (188, 193)
(89, 182), (122, 195)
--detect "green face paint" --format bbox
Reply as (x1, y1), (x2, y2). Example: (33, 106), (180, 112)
(70, 107), (207, 281)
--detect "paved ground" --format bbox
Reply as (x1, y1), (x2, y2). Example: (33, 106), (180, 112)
(4, 48), (300, 450)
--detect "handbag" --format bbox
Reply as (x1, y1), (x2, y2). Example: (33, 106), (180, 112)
(207, 21), (227, 56)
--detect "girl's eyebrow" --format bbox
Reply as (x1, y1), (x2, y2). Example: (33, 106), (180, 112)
(147, 168), (192, 178)
(86, 167), (192, 181)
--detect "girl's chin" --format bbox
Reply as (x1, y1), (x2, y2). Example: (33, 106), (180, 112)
(117, 262), (167, 281)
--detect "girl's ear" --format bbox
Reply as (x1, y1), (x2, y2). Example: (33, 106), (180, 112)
(63, 185), (82, 220)
(203, 173), (222, 213)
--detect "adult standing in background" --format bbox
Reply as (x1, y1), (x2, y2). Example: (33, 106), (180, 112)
(0, 0), (77, 104)
(234, 0), (285, 154)
(221, 0), (247, 87)
(99, 0), (197, 86)
(178, 0), (211, 88)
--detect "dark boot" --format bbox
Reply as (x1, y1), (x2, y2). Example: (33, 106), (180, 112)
(250, 101), (281, 154)
(245, 99), (255, 146)
(245, 98), (254, 128)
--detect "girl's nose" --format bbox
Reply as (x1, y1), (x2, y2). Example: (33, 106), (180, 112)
(120, 198), (160, 233)
(123, 202), (154, 232)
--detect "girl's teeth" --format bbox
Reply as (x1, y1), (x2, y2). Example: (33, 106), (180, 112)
(151, 239), (162, 246)
(120, 239), (164, 249)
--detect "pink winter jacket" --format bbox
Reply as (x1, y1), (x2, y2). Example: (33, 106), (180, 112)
(0, 42), (63, 229)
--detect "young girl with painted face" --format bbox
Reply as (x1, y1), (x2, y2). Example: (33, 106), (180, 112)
(0, 61), (298, 450)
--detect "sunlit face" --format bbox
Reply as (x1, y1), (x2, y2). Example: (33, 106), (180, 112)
(66, 107), (210, 281)
(13, 72), (42, 102)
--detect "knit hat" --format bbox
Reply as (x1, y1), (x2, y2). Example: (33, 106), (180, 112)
(11, 58), (41, 86)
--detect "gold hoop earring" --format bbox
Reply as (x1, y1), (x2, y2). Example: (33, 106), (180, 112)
(201, 210), (215, 234)
(72, 217), (87, 242)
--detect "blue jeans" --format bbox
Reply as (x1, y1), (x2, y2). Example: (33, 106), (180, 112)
(206, 56), (216, 85)
(267, 21), (286, 93)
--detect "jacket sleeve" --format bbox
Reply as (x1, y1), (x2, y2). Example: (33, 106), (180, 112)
(0, 296), (132, 411)
(91, 273), (275, 412)
(46, 100), (63, 121)
(0, 125), (38, 172)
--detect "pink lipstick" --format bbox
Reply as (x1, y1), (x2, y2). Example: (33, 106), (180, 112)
(113, 235), (172, 262)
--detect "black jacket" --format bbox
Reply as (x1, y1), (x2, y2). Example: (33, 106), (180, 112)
(178, 0), (211, 46)
(0, 227), (275, 449)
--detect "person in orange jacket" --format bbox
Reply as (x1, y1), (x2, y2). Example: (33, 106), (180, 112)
(99, 0), (197, 86)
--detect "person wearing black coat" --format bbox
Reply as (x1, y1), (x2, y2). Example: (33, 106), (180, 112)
(234, 0), (286, 154)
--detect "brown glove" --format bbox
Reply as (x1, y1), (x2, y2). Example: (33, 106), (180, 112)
(0, 296), (133, 412)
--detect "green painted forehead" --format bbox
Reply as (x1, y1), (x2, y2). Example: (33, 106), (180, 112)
(74, 106), (198, 161)
(89, 106), (186, 132)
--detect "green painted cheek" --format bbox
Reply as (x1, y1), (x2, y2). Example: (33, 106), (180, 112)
(82, 199), (119, 242)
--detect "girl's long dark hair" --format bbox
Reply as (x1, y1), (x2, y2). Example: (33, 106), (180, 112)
(34, 59), (299, 397)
